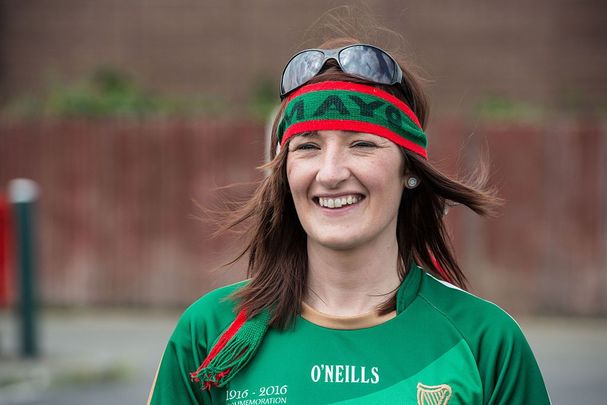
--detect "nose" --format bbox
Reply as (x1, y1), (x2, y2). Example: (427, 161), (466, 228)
(315, 145), (351, 188)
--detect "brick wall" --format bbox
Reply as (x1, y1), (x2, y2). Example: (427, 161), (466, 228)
(1, 119), (605, 315)
(0, 119), (264, 306)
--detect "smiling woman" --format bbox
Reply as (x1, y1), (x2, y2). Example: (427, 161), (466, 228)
(148, 36), (552, 405)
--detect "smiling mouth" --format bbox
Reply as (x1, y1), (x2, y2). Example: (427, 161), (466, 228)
(315, 195), (365, 209)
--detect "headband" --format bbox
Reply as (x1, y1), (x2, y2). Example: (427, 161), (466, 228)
(277, 81), (428, 159)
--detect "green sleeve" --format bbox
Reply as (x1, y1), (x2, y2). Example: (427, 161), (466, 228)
(416, 272), (551, 404)
(474, 307), (551, 405)
(148, 282), (245, 404)
(148, 307), (212, 404)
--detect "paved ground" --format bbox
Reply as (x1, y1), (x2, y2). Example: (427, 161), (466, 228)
(1, 309), (606, 404)
(519, 317), (607, 404)
(0, 309), (172, 405)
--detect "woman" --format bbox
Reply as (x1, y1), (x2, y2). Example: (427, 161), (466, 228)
(148, 40), (551, 404)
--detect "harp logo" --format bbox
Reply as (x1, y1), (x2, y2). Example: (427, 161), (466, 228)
(416, 383), (452, 405)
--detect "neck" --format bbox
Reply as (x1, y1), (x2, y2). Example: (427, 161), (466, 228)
(305, 235), (401, 317)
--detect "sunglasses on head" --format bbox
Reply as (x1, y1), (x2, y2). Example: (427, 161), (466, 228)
(280, 44), (403, 99)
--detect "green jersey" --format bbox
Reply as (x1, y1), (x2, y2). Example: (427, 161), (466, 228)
(149, 265), (550, 404)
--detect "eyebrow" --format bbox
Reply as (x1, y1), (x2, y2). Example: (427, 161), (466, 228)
(296, 131), (318, 138)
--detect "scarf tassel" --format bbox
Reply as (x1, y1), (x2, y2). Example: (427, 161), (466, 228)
(190, 307), (271, 390)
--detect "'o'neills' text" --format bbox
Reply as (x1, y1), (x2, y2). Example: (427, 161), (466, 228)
(310, 364), (380, 384)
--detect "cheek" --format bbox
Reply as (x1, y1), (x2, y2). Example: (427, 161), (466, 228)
(367, 158), (406, 203)
(286, 159), (296, 192)
(365, 152), (405, 184)
(286, 158), (307, 199)
(390, 149), (407, 190)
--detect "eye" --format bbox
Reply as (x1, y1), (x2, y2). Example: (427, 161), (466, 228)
(351, 140), (377, 148)
(291, 142), (320, 151)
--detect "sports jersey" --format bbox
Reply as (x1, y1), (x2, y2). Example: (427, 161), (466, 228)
(148, 264), (551, 404)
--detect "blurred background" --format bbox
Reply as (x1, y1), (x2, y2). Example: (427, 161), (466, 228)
(0, 1), (605, 404)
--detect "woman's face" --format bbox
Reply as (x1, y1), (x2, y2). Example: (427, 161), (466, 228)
(286, 130), (405, 251)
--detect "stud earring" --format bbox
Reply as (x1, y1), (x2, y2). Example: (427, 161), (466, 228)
(405, 176), (420, 189)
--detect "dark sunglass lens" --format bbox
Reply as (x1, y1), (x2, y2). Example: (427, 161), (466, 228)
(282, 50), (325, 94)
(339, 46), (396, 84)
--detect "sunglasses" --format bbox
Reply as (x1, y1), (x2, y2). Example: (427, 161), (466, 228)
(280, 44), (403, 99)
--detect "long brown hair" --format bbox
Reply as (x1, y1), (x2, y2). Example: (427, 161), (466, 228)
(223, 38), (501, 329)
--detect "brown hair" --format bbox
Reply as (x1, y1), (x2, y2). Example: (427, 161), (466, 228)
(223, 38), (501, 329)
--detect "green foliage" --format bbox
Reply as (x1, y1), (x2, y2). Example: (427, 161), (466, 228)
(248, 75), (279, 122)
(473, 94), (545, 123)
(2, 67), (229, 119)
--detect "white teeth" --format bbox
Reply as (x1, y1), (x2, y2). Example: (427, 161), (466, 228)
(318, 195), (362, 209)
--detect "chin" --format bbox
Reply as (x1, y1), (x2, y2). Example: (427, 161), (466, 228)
(309, 233), (369, 251)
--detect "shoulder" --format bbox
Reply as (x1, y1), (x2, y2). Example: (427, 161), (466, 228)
(418, 272), (550, 403)
(149, 282), (248, 404)
(417, 272), (529, 356)
(183, 280), (248, 319)
(171, 280), (249, 348)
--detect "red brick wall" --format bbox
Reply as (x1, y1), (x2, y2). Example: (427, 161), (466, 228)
(1, 119), (605, 314)
(0, 119), (265, 306)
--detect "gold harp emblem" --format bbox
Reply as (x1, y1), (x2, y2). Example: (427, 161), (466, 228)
(416, 383), (452, 405)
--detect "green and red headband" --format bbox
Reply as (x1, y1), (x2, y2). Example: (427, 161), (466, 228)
(277, 81), (428, 159)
